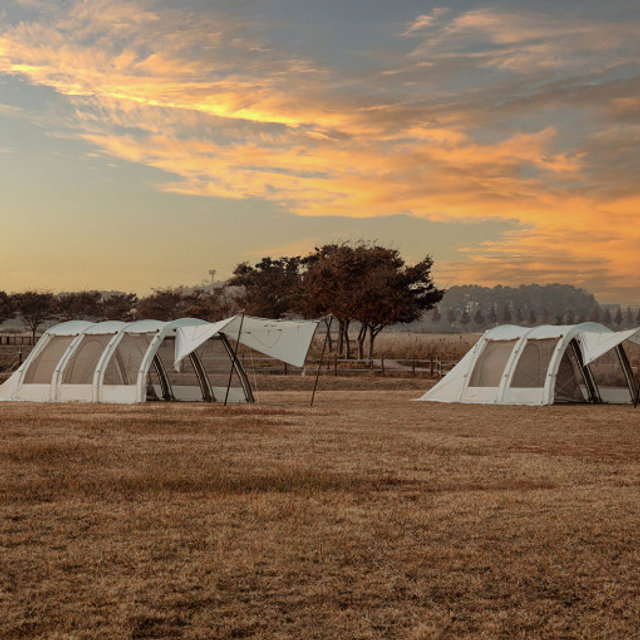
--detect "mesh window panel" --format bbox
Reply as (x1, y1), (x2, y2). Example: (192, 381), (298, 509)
(468, 340), (517, 388)
(62, 334), (112, 384)
(510, 338), (559, 388)
(589, 349), (630, 393)
(554, 347), (586, 403)
(103, 333), (153, 385)
(23, 336), (74, 384)
(196, 337), (244, 400)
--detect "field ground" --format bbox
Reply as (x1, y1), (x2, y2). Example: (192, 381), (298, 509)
(2, 387), (640, 639)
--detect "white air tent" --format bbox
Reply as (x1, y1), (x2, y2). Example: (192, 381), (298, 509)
(417, 322), (640, 406)
(0, 315), (319, 404)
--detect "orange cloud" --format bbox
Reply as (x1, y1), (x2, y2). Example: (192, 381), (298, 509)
(1, 1), (640, 301)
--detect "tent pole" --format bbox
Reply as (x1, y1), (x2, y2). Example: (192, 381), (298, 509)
(224, 312), (245, 406)
(310, 315), (332, 407)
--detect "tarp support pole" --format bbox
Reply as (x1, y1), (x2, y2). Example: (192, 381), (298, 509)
(310, 315), (332, 407)
(190, 352), (213, 402)
(615, 345), (638, 406)
(224, 313), (245, 406)
(571, 339), (599, 403)
(152, 354), (173, 401)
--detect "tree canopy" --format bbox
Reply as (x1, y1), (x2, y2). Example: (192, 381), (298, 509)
(101, 292), (138, 321)
(228, 257), (302, 318)
(12, 291), (56, 340)
(54, 291), (103, 321)
(299, 243), (444, 357)
(0, 291), (12, 324)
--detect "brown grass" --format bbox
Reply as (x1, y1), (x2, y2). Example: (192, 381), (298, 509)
(2, 392), (640, 639)
(372, 332), (480, 361)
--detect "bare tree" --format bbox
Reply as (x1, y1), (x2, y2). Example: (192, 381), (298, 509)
(0, 291), (13, 325)
(229, 257), (302, 318)
(137, 288), (190, 321)
(614, 307), (623, 328)
(12, 291), (55, 340)
(54, 291), (102, 321)
(101, 292), (138, 321)
(298, 243), (444, 358)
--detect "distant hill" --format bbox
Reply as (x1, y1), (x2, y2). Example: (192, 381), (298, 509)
(406, 283), (607, 332)
(442, 284), (599, 318)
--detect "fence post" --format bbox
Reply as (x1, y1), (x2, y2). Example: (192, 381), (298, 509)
(430, 355), (434, 378)
(333, 353), (338, 376)
(412, 358), (416, 375)
(381, 355), (385, 377)
(284, 362), (288, 375)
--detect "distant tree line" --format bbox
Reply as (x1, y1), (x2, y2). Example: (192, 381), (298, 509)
(421, 284), (640, 332)
(0, 242), (444, 358)
(4, 259), (637, 350)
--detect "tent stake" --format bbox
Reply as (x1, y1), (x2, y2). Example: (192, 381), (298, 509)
(310, 315), (332, 407)
(224, 312), (245, 406)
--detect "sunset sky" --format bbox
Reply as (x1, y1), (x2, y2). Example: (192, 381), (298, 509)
(1, 0), (639, 302)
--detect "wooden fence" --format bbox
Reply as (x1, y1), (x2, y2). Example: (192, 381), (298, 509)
(0, 337), (35, 372)
(0, 335), (36, 345)
(240, 354), (455, 378)
(0, 340), (453, 378)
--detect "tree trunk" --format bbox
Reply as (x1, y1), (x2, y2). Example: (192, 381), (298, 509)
(368, 325), (375, 360)
(368, 324), (384, 359)
(344, 320), (351, 359)
(356, 323), (366, 360)
(322, 317), (333, 353)
(338, 320), (351, 359)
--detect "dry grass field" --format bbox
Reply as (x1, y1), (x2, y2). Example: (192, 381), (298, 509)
(372, 333), (480, 362)
(2, 387), (640, 639)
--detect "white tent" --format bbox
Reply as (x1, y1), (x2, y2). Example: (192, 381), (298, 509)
(0, 315), (319, 404)
(417, 323), (640, 406)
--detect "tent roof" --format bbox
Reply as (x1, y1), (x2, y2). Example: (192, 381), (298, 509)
(482, 322), (613, 342)
(48, 320), (95, 336)
(83, 321), (127, 335)
(40, 315), (319, 369)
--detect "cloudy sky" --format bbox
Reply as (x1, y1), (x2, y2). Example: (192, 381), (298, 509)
(1, 0), (639, 302)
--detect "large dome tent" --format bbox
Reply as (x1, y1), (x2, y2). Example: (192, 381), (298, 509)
(417, 322), (640, 406)
(0, 315), (319, 404)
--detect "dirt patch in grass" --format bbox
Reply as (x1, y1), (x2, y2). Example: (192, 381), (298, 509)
(2, 394), (640, 639)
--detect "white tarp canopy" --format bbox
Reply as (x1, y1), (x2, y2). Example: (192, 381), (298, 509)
(579, 327), (640, 365)
(417, 322), (640, 406)
(174, 315), (319, 369)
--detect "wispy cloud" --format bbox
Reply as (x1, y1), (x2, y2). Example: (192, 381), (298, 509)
(1, 1), (639, 300)
(403, 8), (450, 35)
(405, 7), (640, 74)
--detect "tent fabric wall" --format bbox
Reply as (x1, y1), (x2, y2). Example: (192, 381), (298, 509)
(0, 316), (319, 404)
(418, 322), (639, 406)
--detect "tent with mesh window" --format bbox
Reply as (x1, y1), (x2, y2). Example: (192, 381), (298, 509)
(417, 323), (640, 405)
(0, 315), (318, 404)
